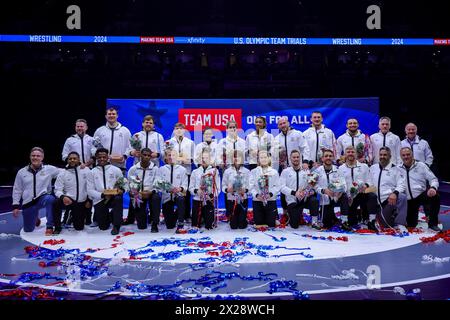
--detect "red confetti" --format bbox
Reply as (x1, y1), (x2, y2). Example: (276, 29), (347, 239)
(207, 251), (219, 256)
(43, 239), (66, 246)
(420, 230), (450, 244)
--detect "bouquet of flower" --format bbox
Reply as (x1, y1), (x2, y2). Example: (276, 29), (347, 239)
(200, 172), (215, 205)
(164, 140), (174, 151)
(328, 177), (346, 202)
(92, 136), (104, 149)
(153, 179), (174, 193)
(278, 146), (288, 169)
(298, 171), (319, 201)
(130, 134), (142, 151)
(114, 177), (129, 192)
(356, 135), (372, 163)
(347, 180), (366, 206)
(257, 174), (270, 206)
(232, 172), (245, 204)
(128, 175), (143, 208)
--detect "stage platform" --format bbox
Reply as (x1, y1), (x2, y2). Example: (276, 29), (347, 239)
(0, 203), (449, 300)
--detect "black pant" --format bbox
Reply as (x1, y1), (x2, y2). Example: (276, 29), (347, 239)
(128, 193), (161, 229)
(85, 199), (93, 224)
(192, 200), (215, 229)
(228, 199), (248, 229)
(347, 193), (378, 226)
(253, 200), (278, 227)
(407, 191), (440, 228)
(162, 196), (185, 229)
(322, 195), (349, 228)
(287, 196), (319, 228)
(94, 195), (123, 230)
(184, 175), (192, 220)
(53, 199), (87, 231)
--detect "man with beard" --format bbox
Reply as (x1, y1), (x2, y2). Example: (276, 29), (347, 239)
(370, 117), (401, 165)
(399, 147), (441, 231)
(280, 150), (319, 228)
(336, 118), (373, 165)
(337, 146), (377, 228)
(368, 147), (407, 231)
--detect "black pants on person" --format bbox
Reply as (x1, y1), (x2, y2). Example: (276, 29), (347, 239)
(128, 193), (161, 229)
(53, 199), (87, 231)
(347, 193), (378, 226)
(184, 175), (192, 220)
(321, 195), (349, 228)
(192, 200), (215, 229)
(227, 199), (248, 229)
(253, 200), (278, 227)
(94, 195), (123, 231)
(287, 196), (319, 229)
(162, 196), (185, 229)
(407, 191), (440, 228)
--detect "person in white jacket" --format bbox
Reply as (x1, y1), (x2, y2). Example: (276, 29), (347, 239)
(249, 150), (281, 227)
(128, 115), (165, 168)
(87, 148), (124, 235)
(216, 120), (246, 169)
(280, 150), (319, 228)
(125, 148), (161, 232)
(303, 111), (337, 168)
(337, 146), (378, 227)
(336, 118), (373, 165)
(273, 116), (310, 217)
(61, 119), (95, 168)
(368, 147), (407, 230)
(12, 147), (60, 235)
(370, 117), (401, 165)
(399, 147), (441, 231)
(157, 148), (189, 231)
(401, 123), (434, 167)
(54, 151), (91, 233)
(194, 127), (218, 167)
(189, 149), (221, 229)
(315, 149), (348, 229)
(246, 116), (274, 170)
(169, 122), (195, 222)
(222, 150), (250, 229)
(92, 107), (132, 172)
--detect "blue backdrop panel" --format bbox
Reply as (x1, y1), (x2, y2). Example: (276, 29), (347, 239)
(106, 98), (379, 209)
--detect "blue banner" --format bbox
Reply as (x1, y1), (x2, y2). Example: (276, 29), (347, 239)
(107, 98), (379, 209)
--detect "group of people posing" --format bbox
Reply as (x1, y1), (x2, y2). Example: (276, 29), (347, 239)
(12, 107), (442, 236)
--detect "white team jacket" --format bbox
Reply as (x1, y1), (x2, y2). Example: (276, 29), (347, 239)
(370, 131), (401, 165)
(92, 122), (132, 168)
(222, 165), (250, 201)
(12, 164), (61, 208)
(369, 163), (406, 204)
(249, 166), (281, 202)
(273, 128), (311, 166)
(280, 167), (310, 206)
(336, 130), (373, 163)
(303, 125), (337, 163)
(127, 162), (159, 191)
(62, 134), (94, 163)
(54, 166), (90, 203)
(189, 166), (221, 201)
(194, 141), (218, 166)
(129, 130), (165, 167)
(337, 161), (371, 191)
(169, 136), (195, 174)
(156, 164), (189, 204)
(398, 161), (439, 200)
(216, 136), (246, 166)
(246, 130), (275, 165)
(87, 164), (124, 205)
(400, 136), (434, 167)
(315, 165), (346, 205)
